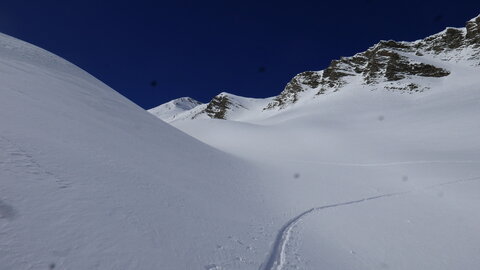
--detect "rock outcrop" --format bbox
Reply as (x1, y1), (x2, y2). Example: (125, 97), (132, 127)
(204, 93), (232, 119)
(264, 16), (480, 110)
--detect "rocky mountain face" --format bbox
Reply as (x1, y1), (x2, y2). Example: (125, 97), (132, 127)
(204, 93), (232, 119)
(150, 15), (480, 121)
(264, 16), (480, 110)
(264, 71), (321, 110)
(202, 92), (254, 120)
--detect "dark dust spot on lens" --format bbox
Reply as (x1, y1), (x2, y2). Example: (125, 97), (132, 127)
(401, 176), (408, 182)
(293, 173), (300, 179)
(378, 115), (384, 121)
(258, 66), (266, 73)
(49, 263), (56, 269)
(433, 15), (444, 22)
(150, 80), (158, 87)
(0, 199), (16, 220)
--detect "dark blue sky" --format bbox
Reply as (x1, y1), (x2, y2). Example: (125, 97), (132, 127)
(0, 1), (478, 109)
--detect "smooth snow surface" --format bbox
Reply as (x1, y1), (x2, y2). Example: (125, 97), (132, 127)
(0, 32), (281, 269)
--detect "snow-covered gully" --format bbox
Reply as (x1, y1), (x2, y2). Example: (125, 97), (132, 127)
(259, 175), (480, 270)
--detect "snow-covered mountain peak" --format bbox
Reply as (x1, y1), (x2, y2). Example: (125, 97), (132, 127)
(216, 91), (234, 97)
(148, 97), (202, 122)
(169, 97), (202, 109)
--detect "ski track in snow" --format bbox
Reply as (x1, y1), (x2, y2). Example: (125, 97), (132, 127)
(260, 175), (480, 270)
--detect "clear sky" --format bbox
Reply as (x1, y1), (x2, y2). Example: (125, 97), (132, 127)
(0, 0), (478, 109)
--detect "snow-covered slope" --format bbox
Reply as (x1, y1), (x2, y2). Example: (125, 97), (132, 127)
(0, 32), (285, 269)
(161, 15), (480, 270)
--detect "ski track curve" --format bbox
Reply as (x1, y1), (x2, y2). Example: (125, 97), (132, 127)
(260, 175), (480, 270)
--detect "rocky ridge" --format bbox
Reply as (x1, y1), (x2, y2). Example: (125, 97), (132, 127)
(265, 16), (480, 110)
(150, 15), (480, 121)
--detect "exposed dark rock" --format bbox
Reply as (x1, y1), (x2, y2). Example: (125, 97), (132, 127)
(317, 33), (452, 86)
(299, 71), (322, 88)
(265, 71), (321, 109)
(379, 40), (411, 50)
(419, 27), (465, 53)
(384, 51), (450, 81)
(385, 83), (423, 92)
(444, 28), (466, 49)
(205, 94), (232, 119)
(362, 48), (388, 84)
(466, 16), (480, 45)
(321, 60), (353, 88)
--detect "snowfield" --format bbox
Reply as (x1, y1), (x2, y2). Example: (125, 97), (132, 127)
(2, 16), (480, 270)
(162, 16), (480, 270)
(172, 73), (480, 270)
(0, 32), (281, 269)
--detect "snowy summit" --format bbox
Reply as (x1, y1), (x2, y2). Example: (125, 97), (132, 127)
(148, 97), (202, 122)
